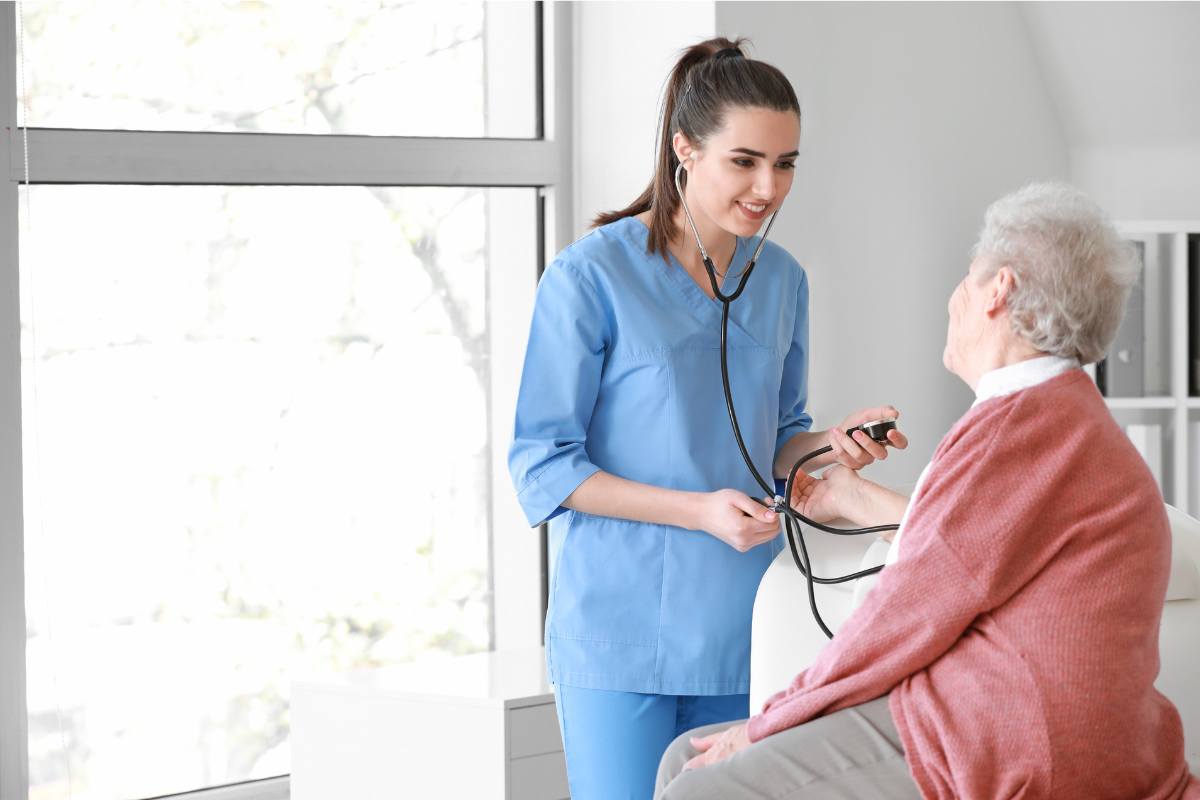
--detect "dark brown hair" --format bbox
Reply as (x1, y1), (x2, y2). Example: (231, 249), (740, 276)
(591, 37), (801, 260)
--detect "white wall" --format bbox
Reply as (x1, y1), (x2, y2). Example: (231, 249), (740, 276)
(714, 1), (1069, 483)
(1071, 145), (1200, 222)
(572, 2), (715, 238)
(1019, 2), (1200, 221)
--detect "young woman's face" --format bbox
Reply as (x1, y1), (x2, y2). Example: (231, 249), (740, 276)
(679, 106), (801, 238)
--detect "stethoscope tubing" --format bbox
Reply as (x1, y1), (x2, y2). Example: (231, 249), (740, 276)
(674, 162), (777, 304)
(674, 160), (898, 638)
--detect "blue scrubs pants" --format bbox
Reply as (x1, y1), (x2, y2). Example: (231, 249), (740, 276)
(553, 684), (750, 800)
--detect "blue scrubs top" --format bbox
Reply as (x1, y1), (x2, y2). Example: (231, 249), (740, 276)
(508, 216), (812, 695)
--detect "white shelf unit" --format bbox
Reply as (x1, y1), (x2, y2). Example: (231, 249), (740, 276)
(1107, 222), (1200, 516)
(291, 648), (567, 800)
(1105, 397), (1178, 410)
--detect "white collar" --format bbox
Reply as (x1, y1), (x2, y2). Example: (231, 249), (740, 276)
(972, 355), (1080, 407)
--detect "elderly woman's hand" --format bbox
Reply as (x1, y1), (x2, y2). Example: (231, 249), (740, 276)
(790, 465), (865, 523)
(683, 723), (752, 771)
(830, 406), (909, 470)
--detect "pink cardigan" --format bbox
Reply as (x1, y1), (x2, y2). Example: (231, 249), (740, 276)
(748, 370), (1199, 799)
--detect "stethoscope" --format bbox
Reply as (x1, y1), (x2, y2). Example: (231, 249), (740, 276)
(674, 160), (900, 639)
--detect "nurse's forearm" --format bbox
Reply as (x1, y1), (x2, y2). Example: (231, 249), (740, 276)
(563, 471), (705, 531)
(773, 429), (836, 478)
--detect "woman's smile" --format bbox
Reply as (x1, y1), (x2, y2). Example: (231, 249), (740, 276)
(736, 200), (769, 220)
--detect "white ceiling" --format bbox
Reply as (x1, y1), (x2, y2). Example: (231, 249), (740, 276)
(1020, 2), (1200, 148)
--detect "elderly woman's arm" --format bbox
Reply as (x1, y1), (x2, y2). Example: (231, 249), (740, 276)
(749, 396), (1045, 742)
(790, 466), (909, 540)
(746, 525), (984, 740)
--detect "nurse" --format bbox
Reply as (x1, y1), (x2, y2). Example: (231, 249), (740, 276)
(508, 37), (907, 800)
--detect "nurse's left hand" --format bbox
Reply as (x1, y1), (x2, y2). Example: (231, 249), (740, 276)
(683, 723), (751, 772)
(830, 406), (908, 470)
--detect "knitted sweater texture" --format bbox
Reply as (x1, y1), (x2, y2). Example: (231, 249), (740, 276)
(747, 370), (1198, 799)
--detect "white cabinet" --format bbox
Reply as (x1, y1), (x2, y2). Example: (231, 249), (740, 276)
(1101, 223), (1200, 515)
(291, 647), (567, 799)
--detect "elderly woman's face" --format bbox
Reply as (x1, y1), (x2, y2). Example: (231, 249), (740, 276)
(942, 257), (988, 376)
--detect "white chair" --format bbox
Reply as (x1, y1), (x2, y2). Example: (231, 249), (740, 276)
(750, 503), (1200, 771)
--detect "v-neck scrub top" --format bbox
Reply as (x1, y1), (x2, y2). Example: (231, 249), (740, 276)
(508, 216), (812, 695)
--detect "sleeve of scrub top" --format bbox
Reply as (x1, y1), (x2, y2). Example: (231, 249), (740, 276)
(507, 259), (610, 528)
(774, 269), (813, 464)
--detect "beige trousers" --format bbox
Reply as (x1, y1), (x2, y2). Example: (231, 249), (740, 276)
(654, 695), (922, 800)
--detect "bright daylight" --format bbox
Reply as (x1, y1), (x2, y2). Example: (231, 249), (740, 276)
(3, 3), (1200, 800)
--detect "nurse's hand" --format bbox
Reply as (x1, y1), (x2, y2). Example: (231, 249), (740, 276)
(830, 406), (908, 470)
(683, 723), (751, 771)
(698, 489), (780, 552)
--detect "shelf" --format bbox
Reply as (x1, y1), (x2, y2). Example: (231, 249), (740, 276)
(1114, 221), (1200, 235)
(1105, 397), (1178, 410)
(1102, 223), (1199, 516)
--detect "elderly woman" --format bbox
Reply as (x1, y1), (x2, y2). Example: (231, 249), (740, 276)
(654, 183), (1200, 799)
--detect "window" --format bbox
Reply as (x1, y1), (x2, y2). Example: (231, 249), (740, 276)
(22, 185), (535, 797)
(22, 2), (538, 138)
(2, 4), (568, 799)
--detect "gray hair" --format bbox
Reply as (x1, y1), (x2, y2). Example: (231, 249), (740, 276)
(972, 182), (1140, 364)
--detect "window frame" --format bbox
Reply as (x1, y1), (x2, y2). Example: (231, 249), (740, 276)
(0, 3), (572, 797)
